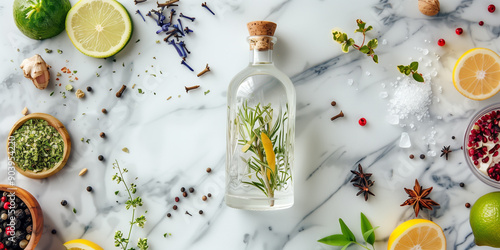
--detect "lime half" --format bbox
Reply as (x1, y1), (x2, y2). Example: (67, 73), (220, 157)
(65, 0), (132, 58)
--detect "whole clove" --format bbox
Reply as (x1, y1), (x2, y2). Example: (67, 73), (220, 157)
(185, 85), (200, 93)
(179, 13), (195, 22)
(330, 111), (344, 121)
(197, 64), (211, 77)
(116, 85), (127, 97)
(201, 2), (215, 15)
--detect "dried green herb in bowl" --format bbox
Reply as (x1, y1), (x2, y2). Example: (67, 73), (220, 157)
(7, 113), (71, 179)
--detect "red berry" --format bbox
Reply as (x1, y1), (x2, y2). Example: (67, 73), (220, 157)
(455, 28), (463, 35)
(175, 197), (180, 202)
(0, 242), (4, 249)
(437, 39), (445, 46)
(479, 21), (485, 26)
(3, 202), (9, 210)
(5, 226), (13, 236)
(488, 4), (496, 13)
(0, 196), (5, 202)
(358, 118), (367, 126)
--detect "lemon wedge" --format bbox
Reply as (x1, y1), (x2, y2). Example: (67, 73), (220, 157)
(387, 219), (446, 250)
(64, 239), (104, 250)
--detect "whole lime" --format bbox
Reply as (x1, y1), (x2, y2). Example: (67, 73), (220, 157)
(470, 191), (500, 247)
(13, 0), (71, 40)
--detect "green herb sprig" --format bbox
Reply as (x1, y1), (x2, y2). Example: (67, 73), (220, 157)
(397, 62), (424, 82)
(332, 19), (379, 63)
(112, 160), (149, 250)
(318, 213), (379, 250)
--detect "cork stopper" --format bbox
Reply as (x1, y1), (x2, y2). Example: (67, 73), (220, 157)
(247, 21), (277, 51)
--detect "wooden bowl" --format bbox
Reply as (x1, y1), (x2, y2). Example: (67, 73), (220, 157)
(0, 184), (43, 250)
(6, 113), (71, 179)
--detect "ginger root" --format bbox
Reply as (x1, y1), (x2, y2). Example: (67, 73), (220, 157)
(20, 54), (51, 90)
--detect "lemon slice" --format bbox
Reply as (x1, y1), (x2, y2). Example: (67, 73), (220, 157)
(65, 0), (132, 58)
(64, 239), (104, 250)
(388, 219), (446, 250)
(453, 48), (500, 100)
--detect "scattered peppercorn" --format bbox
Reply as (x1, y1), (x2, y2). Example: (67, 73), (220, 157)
(61, 200), (67, 206)
(479, 21), (484, 26)
(87, 86), (92, 92)
(206, 167), (212, 173)
(98, 155), (104, 161)
(409, 154), (415, 159)
(100, 132), (106, 138)
(437, 39), (445, 46)
(420, 154), (425, 159)
(189, 187), (194, 193)
(199, 210), (203, 215)
(331, 101), (336, 106)
(102, 108), (107, 114)
(202, 195), (207, 201)
(86, 186), (93, 192)
(488, 4), (496, 13)
(452, 136), (456, 139)
(51, 229), (57, 234)
(358, 118), (367, 126)
(455, 28), (463, 35)
(183, 192), (188, 197)
(167, 213), (171, 217)
(207, 193), (212, 197)
(175, 197), (180, 202)
(465, 202), (471, 208)
(459, 182), (465, 187)
(173, 205), (178, 210)
(180, 187), (185, 192)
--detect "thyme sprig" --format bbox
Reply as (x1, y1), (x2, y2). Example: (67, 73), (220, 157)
(318, 213), (379, 250)
(112, 160), (149, 250)
(332, 19), (379, 63)
(397, 62), (424, 82)
(237, 102), (292, 206)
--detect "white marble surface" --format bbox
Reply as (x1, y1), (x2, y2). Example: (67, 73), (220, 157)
(1, 0), (500, 249)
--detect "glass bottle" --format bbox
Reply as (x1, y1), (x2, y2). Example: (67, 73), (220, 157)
(226, 21), (296, 210)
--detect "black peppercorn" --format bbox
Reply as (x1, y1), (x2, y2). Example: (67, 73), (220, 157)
(87, 86), (92, 92)
(173, 205), (178, 210)
(465, 203), (471, 208)
(86, 186), (93, 192)
(102, 108), (107, 114)
(183, 192), (188, 197)
(60, 199), (67, 206)
(409, 154), (414, 159)
(98, 155), (104, 161)
(452, 136), (456, 139)
(207, 193), (212, 198)
(100, 132), (105, 138)
(180, 187), (185, 192)
(189, 187), (194, 193)
(167, 213), (171, 217)
(51, 229), (57, 234)
(420, 154), (425, 159)
(199, 210), (203, 215)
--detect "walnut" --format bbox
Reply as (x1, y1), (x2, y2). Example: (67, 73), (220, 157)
(75, 89), (85, 98)
(20, 54), (51, 90)
(418, 0), (440, 16)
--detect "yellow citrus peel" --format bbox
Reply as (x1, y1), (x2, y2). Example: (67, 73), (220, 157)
(260, 132), (275, 180)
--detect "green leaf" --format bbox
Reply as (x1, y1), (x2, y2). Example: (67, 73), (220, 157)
(405, 68), (411, 75)
(318, 234), (351, 246)
(359, 46), (370, 54)
(341, 242), (353, 250)
(360, 213), (375, 245)
(410, 61), (419, 71)
(373, 54), (378, 63)
(365, 26), (373, 33)
(367, 39), (378, 49)
(341, 43), (350, 53)
(413, 72), (425, 82)
(339, 218), (356, 242)
(397, 65), (405, 73)
(362, 226), (380, 246)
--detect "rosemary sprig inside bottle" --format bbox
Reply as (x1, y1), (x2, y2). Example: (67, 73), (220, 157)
(237, 102), (292, 206)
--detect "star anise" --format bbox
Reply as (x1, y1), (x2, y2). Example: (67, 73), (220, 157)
(350, 164), (375, 201)
(440, 145), (451, 160)
(401, 179), (440, 217)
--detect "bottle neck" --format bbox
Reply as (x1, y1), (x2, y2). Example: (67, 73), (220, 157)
(249, 49), (274, 64)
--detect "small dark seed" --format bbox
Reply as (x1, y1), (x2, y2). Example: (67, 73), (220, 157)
(167, 213), (171, 217)
(175, 197), (180, 202)
(331, 101), (336, 106)
(452, 136), (456, 139)
(61, 200), (67, 206)
(420, 154), (425, 159)
(202, 195), (207, 201)
(460, 182), (465, 187)
(183, 192), (188, 197)
(189, 187), (194, 193)
(207, 193), (212, 197)
(87, 86), (92, 92)
(51, 229), (57, 234)
(173, 205), (178, 210)
(180, 187), (185, 192)
(102, 108), (107, 114)
(409, 154), (414, 159)
(100, 132), (105, 138)
(465, 203), (471, 208)
(206, 167), (212, 173)
(199, 210), (203, 215)
(86, 186), (93, 192)
(98, 155), (104, 161)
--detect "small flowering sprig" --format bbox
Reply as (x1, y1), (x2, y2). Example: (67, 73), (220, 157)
(397, 61), (424, 82)
(332, 19), (379, 63)
(112, 160), (149, 250)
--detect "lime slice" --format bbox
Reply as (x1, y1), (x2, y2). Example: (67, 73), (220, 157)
(65, 0), (132, 58)
(63, 239), (104, 250)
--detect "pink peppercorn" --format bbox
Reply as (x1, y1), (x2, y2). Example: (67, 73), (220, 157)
(488, 4), (496, 13)
(437, 39), (445, 46)
(455, 28), (463, 35)
(358, 118), (367, 126)
(479, 21), (484, 26)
